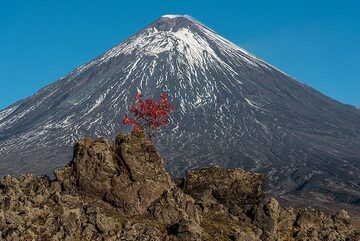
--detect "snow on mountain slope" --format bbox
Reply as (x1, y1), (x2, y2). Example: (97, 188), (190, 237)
(1, 15), (360, 214)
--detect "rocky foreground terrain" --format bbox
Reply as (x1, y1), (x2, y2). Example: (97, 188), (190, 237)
(0, 130), (358, 240)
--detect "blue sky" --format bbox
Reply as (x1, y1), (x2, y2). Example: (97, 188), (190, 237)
(0, 0), (359, 109)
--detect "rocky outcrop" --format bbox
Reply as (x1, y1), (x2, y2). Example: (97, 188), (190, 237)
(54, 131), (174, 216)
(183, 166), (264, 206)
(0, 130), (358, 240)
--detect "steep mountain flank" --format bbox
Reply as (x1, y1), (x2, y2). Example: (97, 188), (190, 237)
(0, 131), (358, 240)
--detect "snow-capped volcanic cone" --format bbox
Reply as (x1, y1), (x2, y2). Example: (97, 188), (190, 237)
(1, 15), (360, 214)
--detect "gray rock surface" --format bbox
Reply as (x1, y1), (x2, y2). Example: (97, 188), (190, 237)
(55, 130), (174, 215)
(0, 132), (358, 240)
(183, 165), (264, 206)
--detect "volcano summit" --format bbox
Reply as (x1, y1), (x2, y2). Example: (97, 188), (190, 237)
(0, 15), (359, 216)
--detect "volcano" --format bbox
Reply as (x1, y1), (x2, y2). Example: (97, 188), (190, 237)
(1, 15), (359, 215)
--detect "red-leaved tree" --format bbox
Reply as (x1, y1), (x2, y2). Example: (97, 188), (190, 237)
(122, 92), (175, 139)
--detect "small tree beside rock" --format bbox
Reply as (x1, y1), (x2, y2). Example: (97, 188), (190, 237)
(122, 92), (175, 139)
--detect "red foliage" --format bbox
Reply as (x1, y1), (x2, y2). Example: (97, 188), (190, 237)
(122, 92), (175, 139)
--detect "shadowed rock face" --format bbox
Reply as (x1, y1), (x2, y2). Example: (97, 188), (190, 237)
(55, 130), (174, 215)
(0, 132), (358, 240)
(183, 166), (265, 206)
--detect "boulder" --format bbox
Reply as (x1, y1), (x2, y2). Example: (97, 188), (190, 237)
(183, 165), (264, 206)
(56, 129), (174, 215)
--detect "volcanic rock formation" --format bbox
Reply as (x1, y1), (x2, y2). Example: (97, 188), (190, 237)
(0, 131), (358, 240)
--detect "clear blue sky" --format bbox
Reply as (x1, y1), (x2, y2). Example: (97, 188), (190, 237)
(0, 0), (359, 109)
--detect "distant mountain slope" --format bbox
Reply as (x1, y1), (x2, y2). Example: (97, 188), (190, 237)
(1, 15), (360, 214)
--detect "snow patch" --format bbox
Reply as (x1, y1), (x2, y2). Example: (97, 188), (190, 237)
(87, 93), (107, 113)
(161, 14), (185, 19)
(0, 105), (19, 122)
(161, 14), (194, 20)
(245, 98), (262, 109)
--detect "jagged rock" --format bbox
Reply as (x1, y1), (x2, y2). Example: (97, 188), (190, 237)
(118, 221), (164, 241)
(265, 198), (280, 219)
(0, 132), (358, 240)
(174, 218), (203, 241)
(95, 213), (116, 233)
(82, 223), (97, 239)
(57, 129), (174, 215)
(183, 165), (264, 206)
(149, 188), (201, 224)
(148, 187), (202, 240)
(336, 209), (351, 224)
(232, 231), (260, 241)
(61, 207), (82, 234)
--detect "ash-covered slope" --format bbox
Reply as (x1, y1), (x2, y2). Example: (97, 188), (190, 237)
(1, 15), (360, 213)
